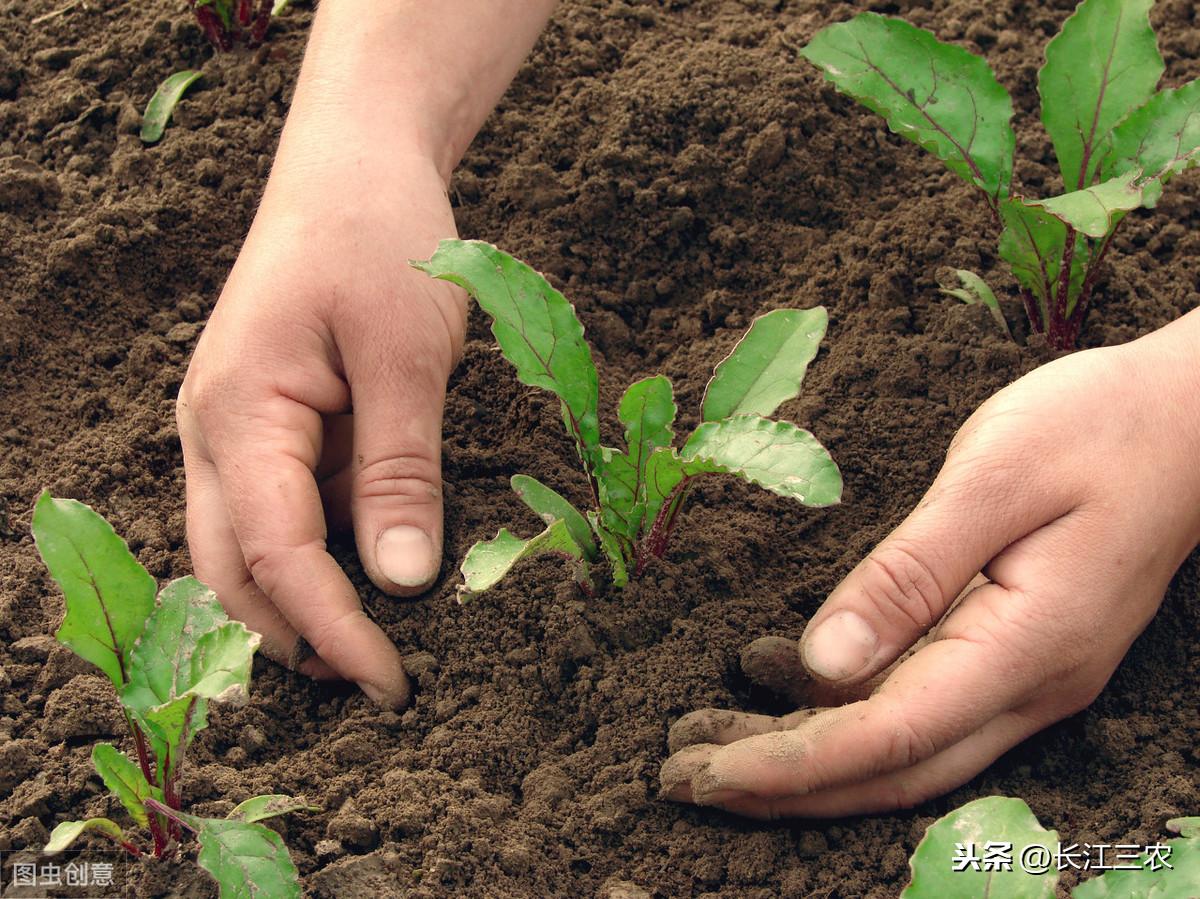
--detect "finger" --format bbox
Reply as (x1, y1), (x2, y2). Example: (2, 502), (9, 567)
(667, 707), (825, 755)
(740, 636), (881, 707)
(668, 706), (1045, 819)
(207, 393), (411, 709)
(688, 582), (1050, 803)
(178, 409), (336, 679)
(316, 414), (354, 534)
(342, 317), (452, 597)
(799, 441), (1080, 685)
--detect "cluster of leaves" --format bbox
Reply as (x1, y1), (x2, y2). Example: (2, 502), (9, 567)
(802, 0), (1200, 349)
(904, 796), (1200, 897)
(192, 0), (288, 51)
(413, 240), (842, 600)
(31, 493), (311, 899)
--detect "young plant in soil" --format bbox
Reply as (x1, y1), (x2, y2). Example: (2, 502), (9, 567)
(413, 240), (842, 600)
(802, 0), (1200, 349)
(191, 0), (288, 51)
(31, 492), (313, 898)
(903, 795), (1200, 897)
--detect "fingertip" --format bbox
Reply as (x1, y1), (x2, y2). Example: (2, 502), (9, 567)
(658, 743), (718, 802)
(373, 524), (441, 596)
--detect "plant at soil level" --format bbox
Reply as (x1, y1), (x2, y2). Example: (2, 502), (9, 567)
(413, 239), (841, 600)
(140, 70), (203, 144)
(31, 492), (313, 898)
(802, 0), (1200, 349)
(191, 0), (288, 51)
(903, 796), (1200, 897)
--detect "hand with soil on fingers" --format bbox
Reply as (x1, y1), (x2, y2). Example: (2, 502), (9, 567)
(661, 308), (1200, 818)
(175, 0), (558, 709)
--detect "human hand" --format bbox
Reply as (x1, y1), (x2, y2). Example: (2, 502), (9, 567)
(660, 313), (1200, 818)
(176, 148), (465, 710)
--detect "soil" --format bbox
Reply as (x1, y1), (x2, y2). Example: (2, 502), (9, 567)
(2, 0), (1200, 897)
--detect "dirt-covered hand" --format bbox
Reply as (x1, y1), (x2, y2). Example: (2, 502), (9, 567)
(176, 149), (465, 710)
(660, 310), (1200, 818)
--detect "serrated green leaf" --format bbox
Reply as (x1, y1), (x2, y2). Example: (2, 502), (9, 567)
(412, 240), (602, 475)
(902, 796), (1058, 898)
(802, 13), (1014, 197)
(680, 415), (842, 507)
(998, 198), (1088, 319)
(92, 743), (160, 828)
(140, 70), (203, 144)
(31, 492), (156, 691)
(45, 818), (125, 852)
(1073, 836), (1200, 898)
(510, 474), (596, 560)
(939, 269), (1013, 340)
(1039, 0), (1161, 191)
(1029, 170), (1144, 238)
(458, 520), (592, 601)
(121, 578), (260, 777)
(587, 511), (629, 588)
(702, 308), (828, 422)
(1106, 79), (1200, 207)
(182, 814), (301, 899)
(226, 795), (318, 824)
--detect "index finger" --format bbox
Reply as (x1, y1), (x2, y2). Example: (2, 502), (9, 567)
(206, 393), (411, 709)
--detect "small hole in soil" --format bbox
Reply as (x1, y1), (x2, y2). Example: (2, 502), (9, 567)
(570, 859), (592, 874)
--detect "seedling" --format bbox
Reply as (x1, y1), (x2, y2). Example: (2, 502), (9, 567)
(191, 0), (287, 51)
(31, 493), (312, 899)
(803, 0), (1200, 349)
(904, 796), (1200, 896)
(140, 70), (202, 144)
(413, 240), (841, 600)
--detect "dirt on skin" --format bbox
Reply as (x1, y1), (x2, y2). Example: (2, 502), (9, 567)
(2, 0), (1200, 896)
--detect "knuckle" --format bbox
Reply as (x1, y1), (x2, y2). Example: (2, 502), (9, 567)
(354, 454), (442, 505)
(303, 607), (368, 666)
(885, 715), (939, 771)
(245, 539), (323, 600)
(859, 542), (946, 633)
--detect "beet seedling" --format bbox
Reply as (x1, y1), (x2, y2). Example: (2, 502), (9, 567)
(802, 0), (1200, 349)
(413, 240), (841, 600)
(31, 493), (313, 899)
(191, 0), (283, 51)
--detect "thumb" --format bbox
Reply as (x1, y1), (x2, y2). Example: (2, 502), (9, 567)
(800, 449), (1075, 686)
(347, 338), (450, 597)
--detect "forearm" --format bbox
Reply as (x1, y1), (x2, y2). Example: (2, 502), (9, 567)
(274, 0), (559, 182)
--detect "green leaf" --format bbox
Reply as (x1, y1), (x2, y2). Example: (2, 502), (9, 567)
(31, 492), (156, 691)
(642, 447), (688, 532)
(1039, 0), (1161, 191)
(458, 520), (592, 601)
(1106, 79), (1200, 207)
(181, 813), (301, 899)
(939, 269), (1013, 340)
(680, 415), (842, 507)
(45, 818), (125, 852)
(587, 511), (629, 588)
(1073, 836), (1200, 898)
(511, 474), (597, 560)
(998, 198), (1088, 319)
(270, 0), (290, 15)
(1168, 817), (1200, 839)
(1029, 170), (1144, 238)
(902, 796), (1059, 898)
(92, 743), (160, 828)
(597, 375), (678, 547)
(802, 13), (1015, 197)
(226, 795), (318, 824)
(140, 70), (203, 144)
(702, 308), (828, 422)
(412, 240), (602, 474)
(120, 577), (260, 778)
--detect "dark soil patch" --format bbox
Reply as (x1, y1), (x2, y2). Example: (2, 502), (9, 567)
(2, 0), (1199, 896)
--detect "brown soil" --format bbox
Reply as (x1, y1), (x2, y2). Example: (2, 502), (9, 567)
(2, 0), (1199, 896)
